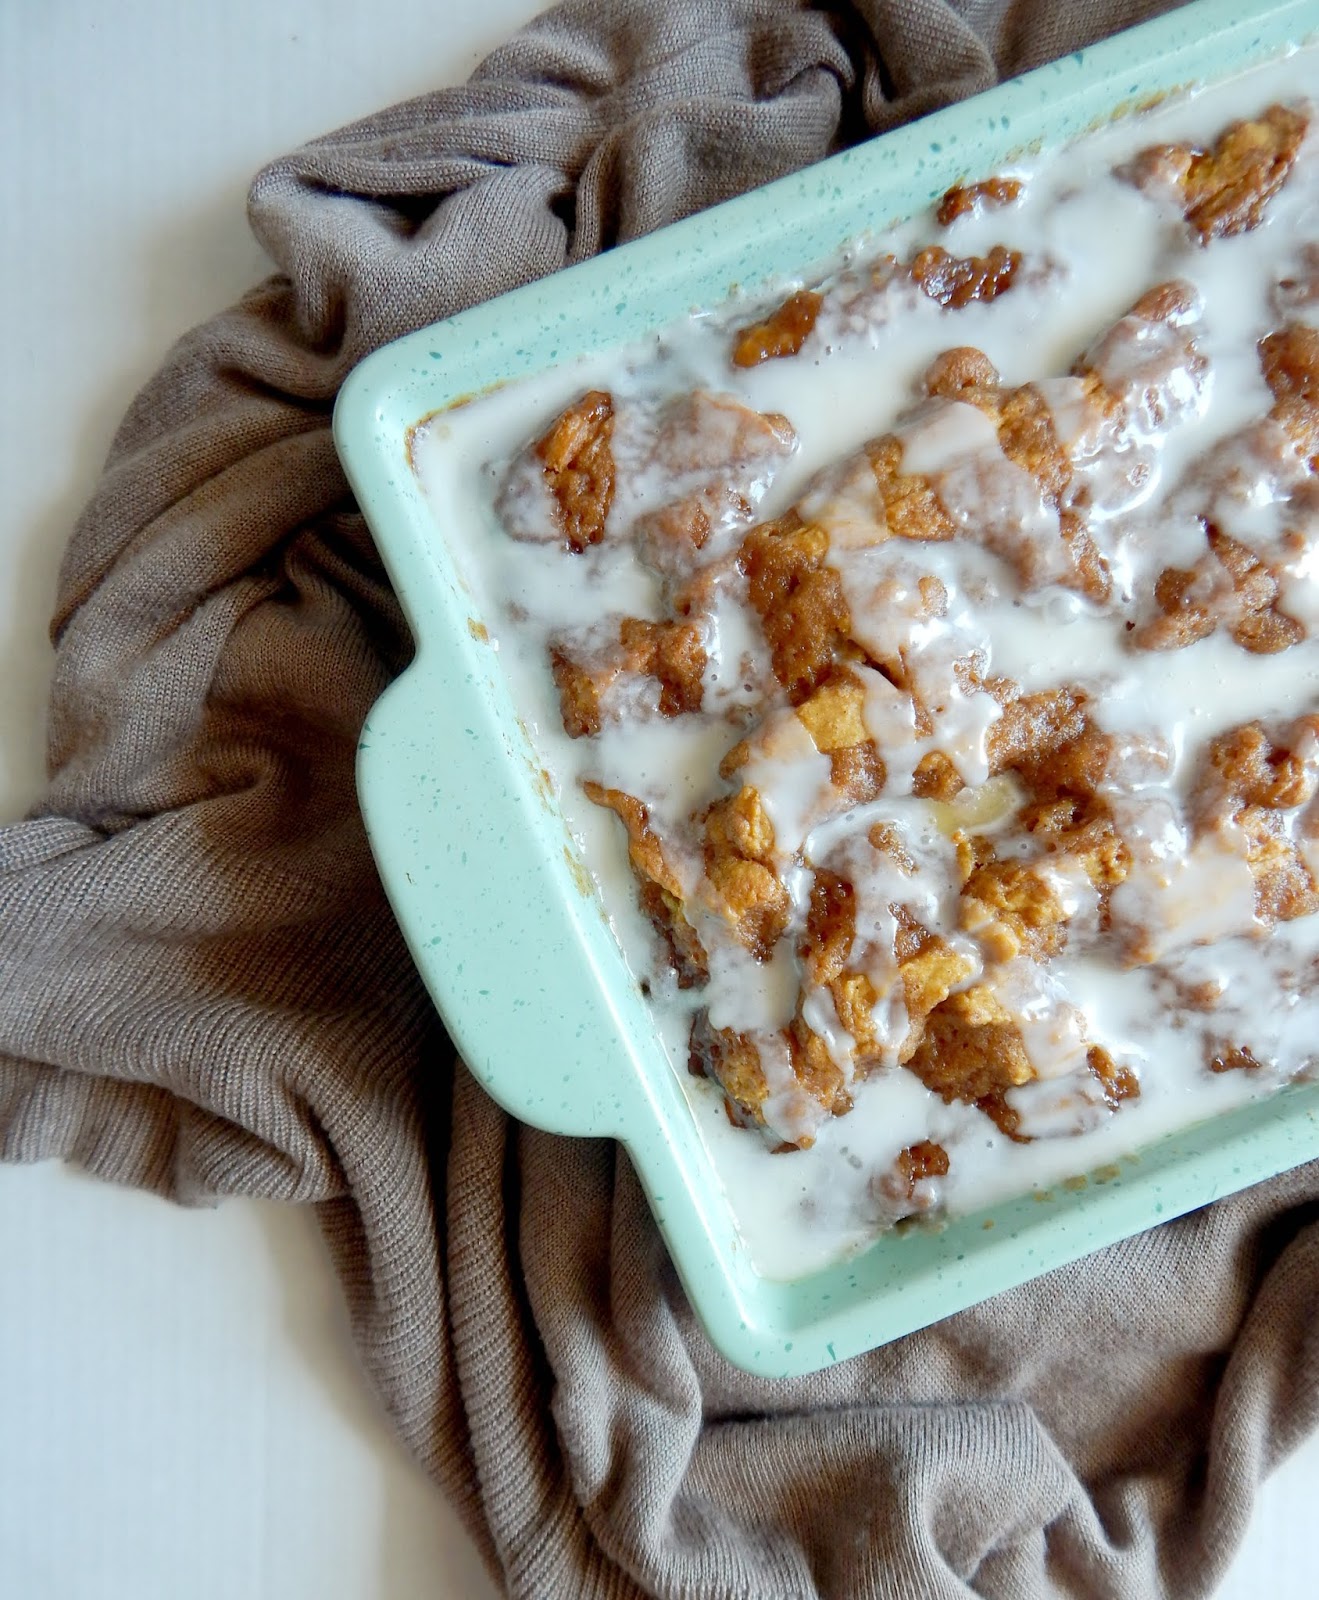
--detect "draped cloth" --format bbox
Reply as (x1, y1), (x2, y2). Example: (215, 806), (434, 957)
(5, 3), (1317, 1594)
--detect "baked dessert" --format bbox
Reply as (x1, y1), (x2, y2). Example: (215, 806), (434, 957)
(417, 57), (1319, 1256)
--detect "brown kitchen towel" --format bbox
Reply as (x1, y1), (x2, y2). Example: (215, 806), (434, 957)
(2, 1), (1317, 1595)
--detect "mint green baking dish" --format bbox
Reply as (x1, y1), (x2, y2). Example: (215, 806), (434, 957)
(335, 0), (1319, 1379)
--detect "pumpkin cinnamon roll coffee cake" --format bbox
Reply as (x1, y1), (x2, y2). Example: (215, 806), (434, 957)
(410, 42), (1319, 1276)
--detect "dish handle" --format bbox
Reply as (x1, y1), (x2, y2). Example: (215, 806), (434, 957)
(356, 661), (650, 1142)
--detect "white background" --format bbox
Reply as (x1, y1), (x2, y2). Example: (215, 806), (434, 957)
(0, 3), (1315, 1595)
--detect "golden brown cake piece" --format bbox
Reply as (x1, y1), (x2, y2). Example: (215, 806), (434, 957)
(1076, 280), (1208, 430)
(911, 750), (965, 800)
(687, 1016), (773, 1128)
(1216, 526), (1297, 654)
(735, 449), (959, 704)
(699, 785), (791, 959)
(911, 286), (1206, 604)
(864, 435), (960, 542)
(909, 244), (1021, 308)
(631, 394), (797, 579)
(731, 290), (824, 367)
(829, 244), (1045, 332)
(636, 880), (709, 989)
(1208, 1044), (1267, 1074)
(936, 177), (1023, 226)
(905, 996), (1138, 1143)
(1260, 321), (1319, 463)
(801, 867), (859, 988)
(871, 1139), (951, 1219)
(957, 379), (1113, 602)
(1122, 103), (1309, 242)
(984, 685), (1090, 782)
(581, 781), (710, 989)
(738, 515), (854, 703)
(922, 346), (1002, 398)
(906, 985), (1036, 1129)
(959, 858), (1072, 962)
(801, 838), (976, 1069)
(785, 1015), (855, 1127)
(893, 921), (980, 1062)
(793, 670), (887, 806)
(581, 781), (684, 898)
(1136, 527), (1305, 655)
(535, 389), (615, 552)
(1259, 322), (1319, 407)
(686, 1013), (853, 1149)
(550, 617), (707, 738)
(632, 497), (719, 574)
(715, 670), (896, 852)
(1194, 718), (1319, 924)
(500, 387), (795, 573)
(1136, 326), (1315, 654)
(894, 1138), (950, 1187)
(1088, 1046), (1141, 1110)
(961, 805), (1129, 957)
(651, 390), (797, 478)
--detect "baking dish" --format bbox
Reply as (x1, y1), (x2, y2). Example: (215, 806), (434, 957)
(335, 0), (1319, 1378)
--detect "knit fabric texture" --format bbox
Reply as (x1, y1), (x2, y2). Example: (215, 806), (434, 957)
(4, 3), (1317, 1595)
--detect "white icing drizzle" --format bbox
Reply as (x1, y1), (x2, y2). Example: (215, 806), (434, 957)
(414, 44), (1319, 1280)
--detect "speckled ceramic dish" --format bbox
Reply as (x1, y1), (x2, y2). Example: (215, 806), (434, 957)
(335, 0), (1319, 1378)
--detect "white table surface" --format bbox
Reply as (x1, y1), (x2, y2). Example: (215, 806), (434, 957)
(1, 4), (1316, 1596)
